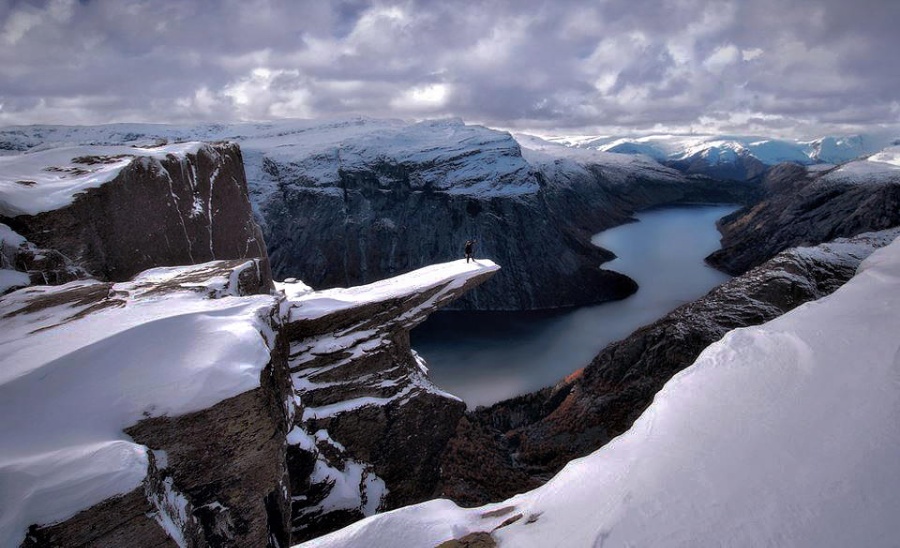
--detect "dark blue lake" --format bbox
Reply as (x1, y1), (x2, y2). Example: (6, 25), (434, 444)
(410, 204), (740, 408)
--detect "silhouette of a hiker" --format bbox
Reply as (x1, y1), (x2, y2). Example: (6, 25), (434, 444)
(464, 239), (476, 263)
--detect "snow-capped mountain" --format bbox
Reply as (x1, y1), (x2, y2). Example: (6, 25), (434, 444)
(548, 132), (900, 181)
(0, 118), (540, 205)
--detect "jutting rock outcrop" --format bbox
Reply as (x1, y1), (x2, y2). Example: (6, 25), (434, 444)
(437, 228), (900, 503)
(0, 138), (501, 546)
(0, 256), (499, 547)
(279, 260), (498, 541)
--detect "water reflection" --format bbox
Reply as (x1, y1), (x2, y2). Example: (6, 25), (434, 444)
(411, 204), (740, 408)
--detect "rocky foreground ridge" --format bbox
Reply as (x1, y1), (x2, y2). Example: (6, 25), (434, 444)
(0, 142), (499, 545)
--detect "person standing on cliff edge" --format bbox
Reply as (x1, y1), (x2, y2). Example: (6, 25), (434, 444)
(464, 239), (476, 263)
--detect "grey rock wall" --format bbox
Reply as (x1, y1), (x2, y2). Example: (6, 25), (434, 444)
(262, 159), (758, 310)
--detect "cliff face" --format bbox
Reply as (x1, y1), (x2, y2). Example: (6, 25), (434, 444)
(279, 260), (498, 541)
(259, 121), (760, 310)
(437, 229), (900, 504)
(0, 137), (502, 546)
(0, 142), (272, 291)
(263, 165), (639, 311)
(708, 162), (900, 275)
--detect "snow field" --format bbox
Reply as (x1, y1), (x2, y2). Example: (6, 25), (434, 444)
(0, 266), (279, 547)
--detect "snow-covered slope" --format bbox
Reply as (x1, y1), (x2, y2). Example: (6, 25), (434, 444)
(805, 134), (898, 164)
(0, 118), (540, 206)
(822, 145), (900, 184)
(513, 133), (685, 185)
(0, 260), (280, 547)
(299, 233), (900, 547)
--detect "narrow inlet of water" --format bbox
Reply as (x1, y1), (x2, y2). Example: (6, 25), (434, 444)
(410, 204), (740, 408)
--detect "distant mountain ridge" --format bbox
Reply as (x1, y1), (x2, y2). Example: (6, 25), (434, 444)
(546, 131), (900, 181)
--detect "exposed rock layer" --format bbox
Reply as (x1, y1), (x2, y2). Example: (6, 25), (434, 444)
(281, 262), (499, 542)
(707, 163), (900, 275)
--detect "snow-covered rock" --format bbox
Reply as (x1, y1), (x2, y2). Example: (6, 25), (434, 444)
(1, 222), (85, 293)
(820, 144), (900, 184)
(280, 259), (499, 541)
(298, 229), (900, 548)
(0, 259), (291, 547)
(0, 255), (501, 546)
(0, 142), (272, 289)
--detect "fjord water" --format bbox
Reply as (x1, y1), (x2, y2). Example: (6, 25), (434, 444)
(411, 204), (740, 408)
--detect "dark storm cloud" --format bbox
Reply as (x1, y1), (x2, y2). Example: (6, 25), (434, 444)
(0, 0), (898, 137)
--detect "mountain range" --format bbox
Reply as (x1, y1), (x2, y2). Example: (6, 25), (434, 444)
(1, 117), (899, 546)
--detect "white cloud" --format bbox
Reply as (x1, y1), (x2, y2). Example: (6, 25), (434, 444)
(1, 0), (74, 45)
(742, 48), (764, 62)
(703, 44), (741, 72)
(391, 83), (450, 111)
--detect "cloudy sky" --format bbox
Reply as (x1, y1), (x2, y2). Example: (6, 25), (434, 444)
(1, 0), (898, 138)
